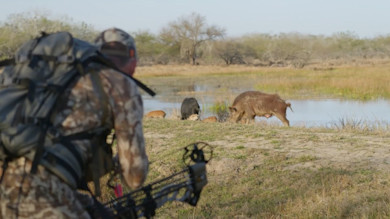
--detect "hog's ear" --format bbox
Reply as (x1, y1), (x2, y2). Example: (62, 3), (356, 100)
(229, 106), (236, 112)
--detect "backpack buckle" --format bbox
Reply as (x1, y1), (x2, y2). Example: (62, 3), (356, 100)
(47, 127), (60, 139)
(57, 55), (75, 63)
(25, 117), (40, 125)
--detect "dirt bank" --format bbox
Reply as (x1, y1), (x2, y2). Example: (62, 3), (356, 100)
(144, 119), (390, 175)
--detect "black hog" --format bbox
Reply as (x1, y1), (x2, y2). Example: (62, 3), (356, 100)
(181, 97), (200, 120)
(229, 91), (292, 126)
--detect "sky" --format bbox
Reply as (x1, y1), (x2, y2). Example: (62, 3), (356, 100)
(1, 0), (390, 38)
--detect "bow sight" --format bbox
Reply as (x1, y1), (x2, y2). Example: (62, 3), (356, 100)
(104, 142), (213, 219)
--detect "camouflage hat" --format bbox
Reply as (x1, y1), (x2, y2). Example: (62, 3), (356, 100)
(95, 27), (137, 59)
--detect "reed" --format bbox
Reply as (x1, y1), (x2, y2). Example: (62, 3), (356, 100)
(208, 100), (230, 122)
(329, 117), (390, 133)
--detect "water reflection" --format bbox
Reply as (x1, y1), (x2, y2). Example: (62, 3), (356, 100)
(287, 99), (390, 127)
(139, 76), (390, 127)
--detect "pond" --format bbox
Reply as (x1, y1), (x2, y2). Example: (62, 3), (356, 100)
(139, 75), (390, 128)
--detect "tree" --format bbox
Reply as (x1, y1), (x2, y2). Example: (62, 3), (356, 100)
(133, 30), (169, 64)
(0, 12), (98, 58)
(160, 12), (225, 65)
(214, 40), (245, 65)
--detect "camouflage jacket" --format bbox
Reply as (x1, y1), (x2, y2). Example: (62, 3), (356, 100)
(52, 66), (149, 189)
(1, 66), (149, 218)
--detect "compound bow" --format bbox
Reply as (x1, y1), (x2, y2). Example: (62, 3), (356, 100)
(103, 142), (213, 219)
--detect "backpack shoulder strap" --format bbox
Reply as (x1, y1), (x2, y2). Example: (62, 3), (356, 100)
(0, 58), (15, 67)
(90, 70), (109, 124)
(92, 54), (156, 97)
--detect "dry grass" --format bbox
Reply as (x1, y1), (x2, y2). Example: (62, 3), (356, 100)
(136, 63), (390, 100)
(136, 59), (390, 77)
(97, 62), (390, 217)
(98, 118), (390, 218)
(136, 64), (285, 77)
(255, 64), (390, 100)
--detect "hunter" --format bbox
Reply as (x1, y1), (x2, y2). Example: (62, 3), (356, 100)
(0, 28), (149, 218)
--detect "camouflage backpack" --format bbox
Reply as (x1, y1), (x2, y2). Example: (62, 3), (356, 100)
(0, 31), (154, 195)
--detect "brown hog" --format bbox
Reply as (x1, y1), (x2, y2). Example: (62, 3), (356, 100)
(202, 116), (218, 123)
(187, 114), (200, 121)
(145, 110), (166, 119)
(229, 91), (292, 126)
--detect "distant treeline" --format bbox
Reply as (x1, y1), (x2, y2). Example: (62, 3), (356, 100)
(1, 12), (390, 68)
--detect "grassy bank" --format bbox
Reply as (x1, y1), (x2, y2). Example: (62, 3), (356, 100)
(121, 118), (390, 218)
(95, 63), (390, 217)
(137, 63), (390, 100)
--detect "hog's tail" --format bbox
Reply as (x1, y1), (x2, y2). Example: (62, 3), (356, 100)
(287, 102), (293, 112)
